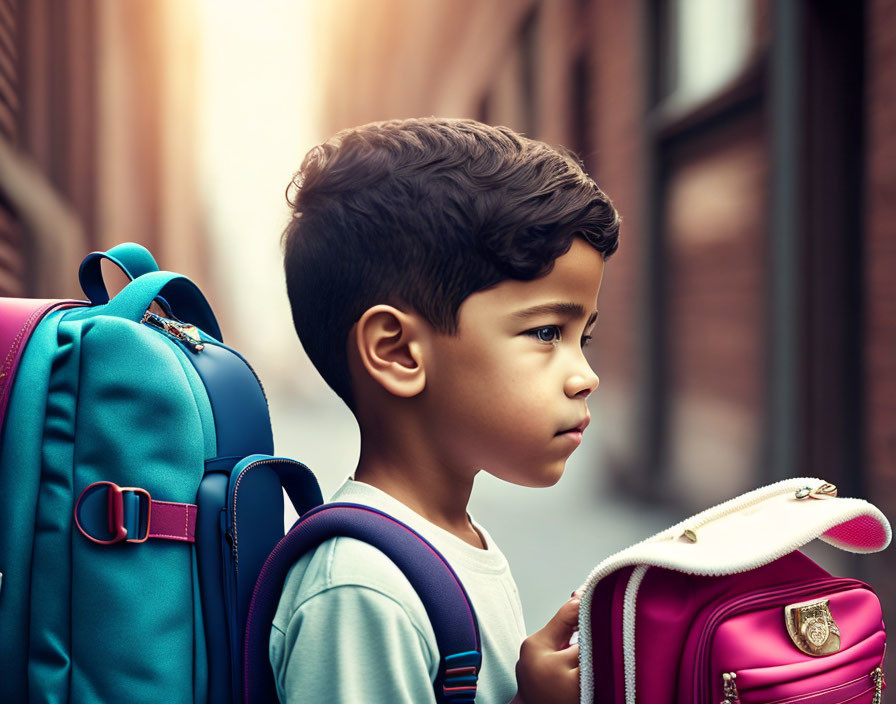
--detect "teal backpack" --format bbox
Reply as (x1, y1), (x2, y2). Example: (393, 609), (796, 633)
(0, 243), (482, 704)
(0, 242), (299, 702)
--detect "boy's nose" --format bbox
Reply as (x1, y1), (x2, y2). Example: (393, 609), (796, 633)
(565, 365), (599, 399)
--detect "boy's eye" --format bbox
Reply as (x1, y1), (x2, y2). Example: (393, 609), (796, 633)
(581, 334), (593, 348)
(528, 325), (561, 343)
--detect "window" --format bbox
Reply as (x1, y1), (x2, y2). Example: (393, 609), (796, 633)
(662, 0), (755, 108)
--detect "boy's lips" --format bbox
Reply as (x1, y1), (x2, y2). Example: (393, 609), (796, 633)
(557, 415), (590, 436)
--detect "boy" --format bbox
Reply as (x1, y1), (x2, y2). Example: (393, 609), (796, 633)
(272, 117), (620, 703)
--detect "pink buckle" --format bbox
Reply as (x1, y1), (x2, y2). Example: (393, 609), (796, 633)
(74, 481), (198, 545)
(74, 481), (151, 545)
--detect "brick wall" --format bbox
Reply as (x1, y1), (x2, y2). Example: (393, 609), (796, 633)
(587, 0), (644, 474)
(0, 0), (20, 296)
(664, 118), (768, 504)
(866, 0), (896, 607)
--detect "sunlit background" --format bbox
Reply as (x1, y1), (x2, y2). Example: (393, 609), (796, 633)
(2, 0), (894, 633)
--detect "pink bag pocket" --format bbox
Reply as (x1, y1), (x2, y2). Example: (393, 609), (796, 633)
(709, 582), (886, 703)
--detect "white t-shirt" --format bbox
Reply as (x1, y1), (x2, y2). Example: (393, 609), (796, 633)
(270, 478), (527, 703)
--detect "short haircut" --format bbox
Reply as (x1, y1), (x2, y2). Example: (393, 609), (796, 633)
(282, 117), (620, 408)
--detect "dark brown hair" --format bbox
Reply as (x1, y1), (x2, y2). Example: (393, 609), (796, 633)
(282, 117), (620, 407)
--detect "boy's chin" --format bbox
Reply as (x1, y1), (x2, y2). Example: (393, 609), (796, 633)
(495, 463), (567, 489)
(531, 470), (566, 488)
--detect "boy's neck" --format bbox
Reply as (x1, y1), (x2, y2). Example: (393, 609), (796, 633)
(354, 442), (486, 550)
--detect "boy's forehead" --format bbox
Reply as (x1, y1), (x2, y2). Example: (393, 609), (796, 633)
(461, 240), (605, 318)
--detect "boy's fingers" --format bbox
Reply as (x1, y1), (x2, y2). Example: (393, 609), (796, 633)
(540, 598), (580, 648)
(558, 643), (580, 667)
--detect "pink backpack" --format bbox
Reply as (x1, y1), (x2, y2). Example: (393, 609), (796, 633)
(578, 478), (891, 704)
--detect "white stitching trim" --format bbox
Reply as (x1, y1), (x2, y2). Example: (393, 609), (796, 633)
(623, 566), (648, 704)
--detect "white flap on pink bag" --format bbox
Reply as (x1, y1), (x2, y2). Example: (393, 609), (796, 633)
(577, 477), (891, 704)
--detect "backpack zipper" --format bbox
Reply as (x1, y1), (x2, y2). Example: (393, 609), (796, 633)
(141, 311), (269, 402)
(694, 578), (868, 702)
(142, 311), (205, 352)
(679, 480), (836, 543)
(720, 665), (884, 703)
(873, 666), (885, 704)
(720, 671), (740, 703)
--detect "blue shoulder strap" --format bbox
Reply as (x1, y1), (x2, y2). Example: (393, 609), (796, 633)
(242, 502), (482, 704)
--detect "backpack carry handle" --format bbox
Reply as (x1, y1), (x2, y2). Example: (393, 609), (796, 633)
(232, 455), (324, 521)
(101, 270), (223, 342)
(214, 456), (323, 704)
(78, 242), (160, 305)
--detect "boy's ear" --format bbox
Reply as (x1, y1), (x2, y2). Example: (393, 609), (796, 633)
(353, 304), (427, 398)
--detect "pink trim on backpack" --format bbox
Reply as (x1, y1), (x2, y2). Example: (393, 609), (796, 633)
(0, 298), (87, 434)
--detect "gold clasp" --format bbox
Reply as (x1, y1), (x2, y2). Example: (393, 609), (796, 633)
(784, 598), (841, 656)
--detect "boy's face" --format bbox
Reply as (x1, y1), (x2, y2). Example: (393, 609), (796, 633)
(421, 237), (604, 487)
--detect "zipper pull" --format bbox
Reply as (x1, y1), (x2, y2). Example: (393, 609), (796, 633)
(179, 323), (205, 351)
(720, 672), (741, 704)
(794, 481), (837, 500)
(141, 312), (205, 352)
(872, 667), (885, 704)
(179, 323), (201, 342)
(681, 527), (698, 543)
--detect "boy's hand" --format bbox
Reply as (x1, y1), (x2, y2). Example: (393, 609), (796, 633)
(512, 591), (583, 704)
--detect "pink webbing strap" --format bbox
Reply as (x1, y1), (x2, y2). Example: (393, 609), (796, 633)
(74, 481), (197, 545)
(148, 499), (198, 542)
(0, 297), (87, 433)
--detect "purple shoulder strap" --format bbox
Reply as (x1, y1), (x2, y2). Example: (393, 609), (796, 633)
(243, 502), (482, 704)
(0, 297), (87, 434)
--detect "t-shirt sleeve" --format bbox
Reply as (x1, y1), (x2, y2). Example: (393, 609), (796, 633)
(270, 578), (439, 703)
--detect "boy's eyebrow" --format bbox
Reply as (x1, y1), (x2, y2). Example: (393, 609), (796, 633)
(512, 302), (599, 326)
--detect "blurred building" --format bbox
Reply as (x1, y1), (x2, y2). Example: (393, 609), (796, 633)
(308, 0), (896, 620)
(0, 0), (212, 302)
